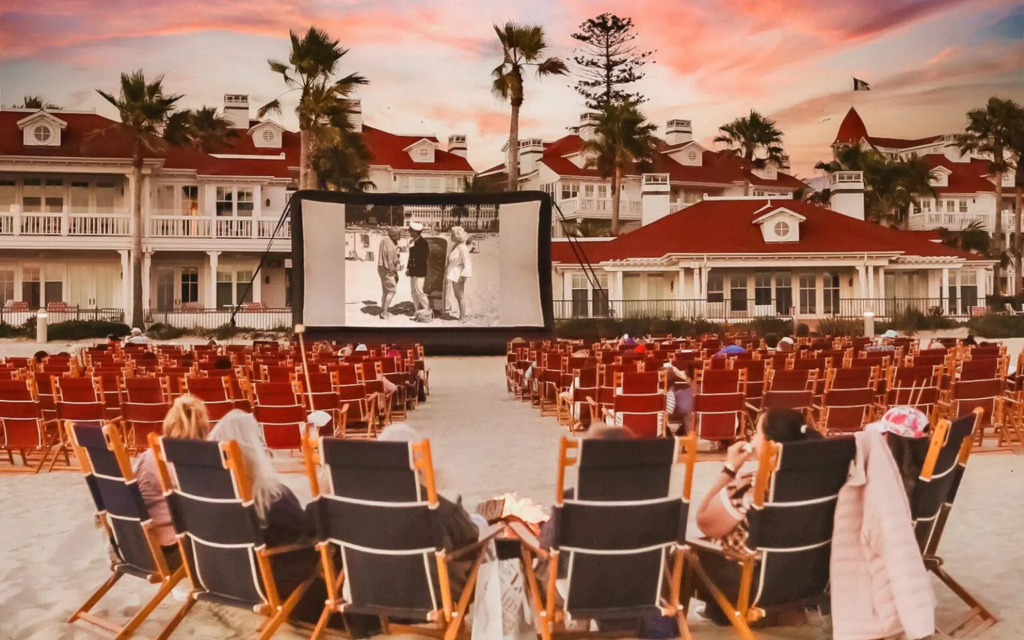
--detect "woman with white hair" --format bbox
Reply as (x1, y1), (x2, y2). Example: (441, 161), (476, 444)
(446, 226), (472, 323)
(207, 411), (318, 591)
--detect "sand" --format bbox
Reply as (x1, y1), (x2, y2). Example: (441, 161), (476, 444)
(1, 356), (1023, 639)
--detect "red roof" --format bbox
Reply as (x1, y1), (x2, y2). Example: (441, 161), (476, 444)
(535, 133), (803, 189)
(866, 135), (945, 149)
(833, 108), (869, 146)
(0, 109), (474, 178)
(551, 199), (978, 264)
(361, 125), (474, 172)
(922, 156), (996, 194)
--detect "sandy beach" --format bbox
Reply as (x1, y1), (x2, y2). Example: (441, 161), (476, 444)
(1, 356), (1022, 639)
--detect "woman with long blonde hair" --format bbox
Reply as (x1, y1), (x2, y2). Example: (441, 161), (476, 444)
(132, 395), (211, 559)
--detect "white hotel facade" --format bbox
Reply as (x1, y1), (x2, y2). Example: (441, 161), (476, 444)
(0, 96), (475, 328)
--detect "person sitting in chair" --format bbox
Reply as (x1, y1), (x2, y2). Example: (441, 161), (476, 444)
(693, 408), (822, 624)
(133, 395), (210, 562)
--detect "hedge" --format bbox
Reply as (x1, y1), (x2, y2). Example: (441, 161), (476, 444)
(0, 319), (131, 340)
(966, 314), (1024, 338)
(554, 317), (723, 342)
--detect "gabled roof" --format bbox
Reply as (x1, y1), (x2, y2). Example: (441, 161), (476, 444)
(247, 120), (286, 134)
(0, 109), (475, 178)
(530, 133), (804, 189)
(752, 206), (806, 224)
(401, 137), (438, 152)
(361, 125), (473, 172)
(833, 107), (869, 146)
(922, 155), (996, 194)
(551, 199), (979, 264)
(16, 110), (67, 130)
(866, 135), (945, 150)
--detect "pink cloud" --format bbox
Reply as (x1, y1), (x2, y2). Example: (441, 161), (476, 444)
(424, 105), (539, 138)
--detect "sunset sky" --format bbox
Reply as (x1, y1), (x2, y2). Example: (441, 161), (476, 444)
(1, 0), (1021, 177)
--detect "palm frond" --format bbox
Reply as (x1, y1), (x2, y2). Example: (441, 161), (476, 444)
(257, 99), (283, 119)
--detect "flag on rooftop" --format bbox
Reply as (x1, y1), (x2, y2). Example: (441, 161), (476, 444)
(853, 78), (871, 91)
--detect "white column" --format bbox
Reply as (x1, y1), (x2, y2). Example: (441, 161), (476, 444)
(856, 265), (866, 298)
(207, 251), (220, 308)
(701, 267), (709, 299)
(977, 267), (987, 302)
(941, 268), (950, 312)
(815, 273), (824, 317)
(877, 267), (886, 300)
(119, 250), (131, 325)
(867, 265), (875, 299)
(252, 261), (263, 303)
(142, 250), (153, 313)
(614, 271), (624, 301)
(677, 268), (688, 299)
(125, 173), (136, 236)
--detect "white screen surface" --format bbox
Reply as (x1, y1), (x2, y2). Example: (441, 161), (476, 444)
(299, 197), (546, 328)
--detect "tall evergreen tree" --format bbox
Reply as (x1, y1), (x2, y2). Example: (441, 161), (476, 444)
(570, 13), (654, 110)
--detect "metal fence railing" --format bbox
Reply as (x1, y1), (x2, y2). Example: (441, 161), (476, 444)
(0, 307), (125, 326)
(554, 297), (980, 321)
(144, 308), (293, 331)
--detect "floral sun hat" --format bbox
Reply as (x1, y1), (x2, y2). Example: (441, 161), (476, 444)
(866, 406), (929, 438)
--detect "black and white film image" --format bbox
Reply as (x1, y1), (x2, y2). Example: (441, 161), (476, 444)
(344, 203), (499, 327)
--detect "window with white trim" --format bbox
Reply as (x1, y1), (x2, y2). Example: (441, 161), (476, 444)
(798, 274), (816, 314)
(22, 266), (40, 308)
(43, 179), (63, 213)
(707, 273), (724, 303)
(571, 273), (589, 318)
(754, 272), (772, 306)
(773, 220), (790, 238)
(216, 187), (233, 217)
(236, 187), (254, 217)
(945, 200), (955, 213)
(33, 125), (53, 144)
(730, 274), (748, 312)
(0, 180), (14, 213)
(95, 181), (117, 213)
(921, 199), (932, 212)
(0, 268), (14, 307)
(560, 182), (579, 201)
(823, 272), (840, 315)
(180, 268), (199, 304)
(180, 185), (199, 216)
(959, 199), (968, 213)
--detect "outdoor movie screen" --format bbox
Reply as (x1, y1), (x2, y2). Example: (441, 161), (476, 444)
(291, 191), (552, 330)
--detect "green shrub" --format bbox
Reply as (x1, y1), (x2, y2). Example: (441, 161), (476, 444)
(747, 317), (792, 336)
(967, 314), (1024, 338)
(887, 308), (962, 333)
(47, 320), (131, 341)
(0, 322), (29, 338)
(147, 323), (188, 340)
(816, 316), (864, 337)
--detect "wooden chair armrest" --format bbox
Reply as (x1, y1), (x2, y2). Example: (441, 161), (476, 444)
(506, 519), (548, 558)
(447, 522), (505, 561)
(264, 541), (317, 557)
(686, 537), (756, 563)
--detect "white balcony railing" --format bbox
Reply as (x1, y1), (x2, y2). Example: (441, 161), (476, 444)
(216, 217), (254, 238)
(69, 213), (131, 236)
(557, 196), (642, 219)
(150, 216), (214, 238)
(0, 207), (132, 237)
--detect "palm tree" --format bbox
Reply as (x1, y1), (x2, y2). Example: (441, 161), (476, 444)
(714, 110), (785, 195)
(864, 155), (938, 227)
(492, 22), (568, 192)
(259, 27), (368, 190)
(814, 144), (874, 174)
(938, 220), (992, 255)
(311, 127), (372, 191)
(14, 95), (60, 109)
(957, 97), (1023, 291)
(581, 100), (659, 235)
(97, 70), (234, 326)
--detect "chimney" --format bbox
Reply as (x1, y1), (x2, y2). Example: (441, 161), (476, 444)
(223, 94), (250, 129)
(578, 112), (600, 141)
(665, 119), (692, 146)
(347, 99), (363, 132)
(828, 171), (866, 221)
(518, 138), (544, 175)
(778, 154), (791, 173)
(448, 134), (467, 158)
(641, 173), (671, 226)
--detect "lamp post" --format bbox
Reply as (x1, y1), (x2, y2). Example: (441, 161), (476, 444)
(863, 311), (875, 338)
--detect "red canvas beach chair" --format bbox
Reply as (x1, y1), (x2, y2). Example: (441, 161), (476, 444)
(605, 392), (668, 438)
(817, 387), (875, 435)
(183, 376), (235, 423)
(0, 379), (70, 473)
(693, 392), (748, 443)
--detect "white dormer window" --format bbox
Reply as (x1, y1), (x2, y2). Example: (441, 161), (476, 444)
(248, 120), (285, 149)
(688, 150), (697, 162)
(18, 111), (67, 147)
(33, 125), (53, 144)
(753, 207), (804, 243)
(773, 220), (790, 238)
(404, 139), (437, 164)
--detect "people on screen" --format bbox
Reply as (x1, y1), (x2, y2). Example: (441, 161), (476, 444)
(406, 222), (430, 317)
(377, 227), (402, 320)
(447, 226), (473, 323)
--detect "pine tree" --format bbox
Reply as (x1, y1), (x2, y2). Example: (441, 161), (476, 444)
(570, 13), (654, 110)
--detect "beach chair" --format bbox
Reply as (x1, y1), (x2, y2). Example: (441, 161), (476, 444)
(334, 380), (379, 437)
(685, 438), (858, 640)
(149, 435), (318, 639)
(538, 368), (569, 418)
(604, 393), (669, 439)
(514, 435), (699, 640)
(944, 379), (1009, 451)
(122, 378), (172, 452)
(0, 379), (70, 473)
(817, 387), (875, 435)
(693, 392), (748, 443)
(302, 436), (500, 640)
(66, 421), (185, 637)
(825, 366), (877, 392)
(182, 376), (235, 423)
(732, 360), (766, 408)
(557, 367), (599, 430)
(54, 376), (108, 428)
(888, 409), (996, 636)
(695, 369), (746, 395)
(758, 369), (816, 415)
